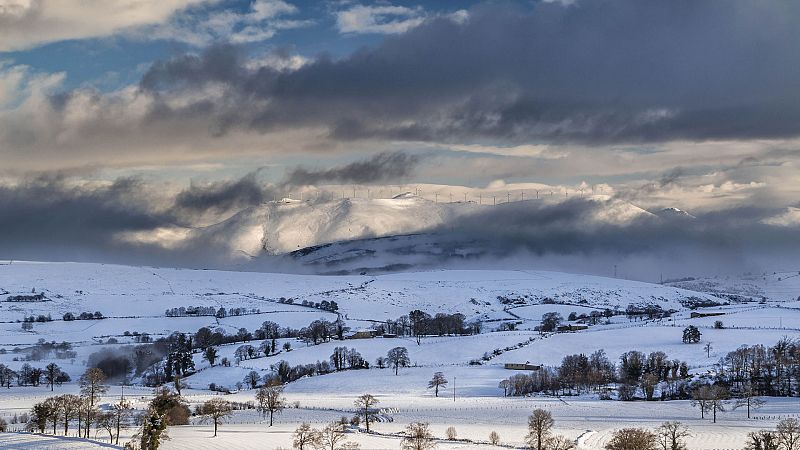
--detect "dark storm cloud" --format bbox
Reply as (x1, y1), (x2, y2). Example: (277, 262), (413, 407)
(0, 174), (170, 262)
(173, 171), (271, 221)
(423, 198), (800, 277)
(283, 151), (420, 185)
(140, 44), (249, 92)
(134, 0), (800, 145)
(0, 172), (276, 265)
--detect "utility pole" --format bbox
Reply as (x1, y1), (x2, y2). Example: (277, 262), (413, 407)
(536, 190), (539, 199)
(521, 191), (525, 201)
(507, 192), (510, 203)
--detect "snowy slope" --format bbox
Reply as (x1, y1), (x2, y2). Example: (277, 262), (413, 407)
(1, 262), (798, 450)
(186, 195), (659, 261)
(665, 271), (800, 302)
(0, 261), (732, 384)
(191, 195), (481, 257)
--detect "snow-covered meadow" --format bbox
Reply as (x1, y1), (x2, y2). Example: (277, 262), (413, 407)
(1, 261), (798, 449)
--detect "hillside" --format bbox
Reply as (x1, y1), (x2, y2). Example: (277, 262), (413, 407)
(185, 194), (661, 264)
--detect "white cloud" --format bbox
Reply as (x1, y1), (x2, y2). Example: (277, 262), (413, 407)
(0, 63), (64, 108)
(133, 0), (311, 46)
(763, 207), (800, 227)
(336, 4), (425, 35)
(0, 0), (210, 51)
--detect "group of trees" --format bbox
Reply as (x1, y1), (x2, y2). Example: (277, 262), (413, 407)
(722, 338), (800, 398)
(261, 346), (409, 387)
(18, 339), (77, 361)
(372, 310), (480, 344)
(601, 418), (800, 450)
(62, 311), (104, 321)
(499, 348), (691, 400)
(330, 346), (368, 371)
(165, 306), (259, 318)
(0, 362), (70, 390)
(291, 421), (359, 450)
(26, 367), (132, 444)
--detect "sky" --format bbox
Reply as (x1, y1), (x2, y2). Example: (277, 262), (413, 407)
(1, 0), (799, 272)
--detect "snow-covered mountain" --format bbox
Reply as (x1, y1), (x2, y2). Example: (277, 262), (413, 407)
(654, 207), (696, 220)
(187, 194), (660, 261)
(189, 194), (480, 257)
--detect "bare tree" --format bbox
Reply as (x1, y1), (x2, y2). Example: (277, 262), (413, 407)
(690, 384), (729, 422)
(386, 347), (410, 375)
(428, 372), (448, 398)
(705, 385), (729, 423)
(656, 421), (690, 450)
(79, 368), (107, 438)
(734, 383), (766, 419)
(56, 394), (81, 436)
(44, 363), (65, 392)
(526, 409), (554, 450)
(744, 430), (779, 450)
(199, 398), (233, 437)
(111, 397), (133, 445)
(605, 428), (657, 450)
(489, 431), (500, 445)
(256, 384), (286, 427)
(293, 423), (321, 450)
(778, 418), (800, 450)
(353, 394), (379, 433)
(498, 379), (510, 397)
(547, 435), (575, 450)
(95, 411), (115, 443)
(445, 426), (457, 440)
(173, 375), (186, 396)
(401, 422), (437, 450)
(703, 342), (713, 358)
(244, 370), (261, 389)
(318, 422), (359, 450)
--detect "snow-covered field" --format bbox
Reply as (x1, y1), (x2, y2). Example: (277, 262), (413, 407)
(1, 261), (798, 449)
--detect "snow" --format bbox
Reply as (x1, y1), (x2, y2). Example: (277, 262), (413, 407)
(0, 433), (121, 449)
(1, 261), (799, 449)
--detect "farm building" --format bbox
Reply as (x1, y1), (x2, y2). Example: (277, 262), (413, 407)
(557, 324), (589, 332)
(504, 362), (542, 371)
(345, 329), (378, 339)
(690, 311), (726, 318)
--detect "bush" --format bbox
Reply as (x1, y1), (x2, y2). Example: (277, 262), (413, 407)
(714, 320), (724, 329)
